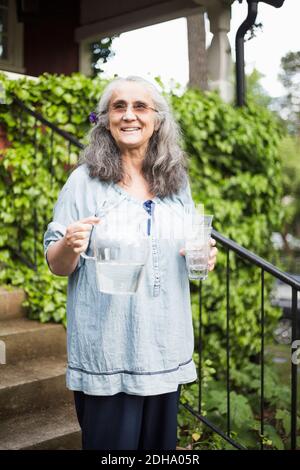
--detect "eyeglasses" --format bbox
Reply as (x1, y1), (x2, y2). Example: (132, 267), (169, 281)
(108, 101), (159, 117)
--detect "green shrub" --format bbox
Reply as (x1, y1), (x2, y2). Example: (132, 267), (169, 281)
(0, 72), (107, 325)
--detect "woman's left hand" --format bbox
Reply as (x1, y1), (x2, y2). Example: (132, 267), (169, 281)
(207, 238), (218, 272)
(179, 238), (218, 272)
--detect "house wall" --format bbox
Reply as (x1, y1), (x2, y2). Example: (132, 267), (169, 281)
(23, 0), (80, 76)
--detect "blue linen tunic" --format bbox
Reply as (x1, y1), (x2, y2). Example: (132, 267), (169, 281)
(44, 163), (197, 396)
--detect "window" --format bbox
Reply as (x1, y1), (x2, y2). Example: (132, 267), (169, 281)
(0, 0), (9, 60)
(0, 0), (24, 73)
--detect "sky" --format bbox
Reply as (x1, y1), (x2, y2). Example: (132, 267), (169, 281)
(100, 0), (300, 98)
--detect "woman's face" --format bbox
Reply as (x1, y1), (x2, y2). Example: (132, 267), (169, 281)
(106, 81), (159, 154)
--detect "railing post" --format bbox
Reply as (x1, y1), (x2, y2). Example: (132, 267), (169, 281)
(226, 248), (231, 437)
(198, 280), (203, 415)
(260, 269), (265, 450)
(291, 287), (298, 450)
(33, 117), (38, 271)
(49, 129), (54, 188)
(68, 140), (72, 167)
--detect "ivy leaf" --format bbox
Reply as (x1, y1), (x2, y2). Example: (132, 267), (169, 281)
(263, 425), (284, 450)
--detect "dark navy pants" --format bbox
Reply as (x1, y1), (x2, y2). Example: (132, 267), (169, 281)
(74, 386), (181, 450)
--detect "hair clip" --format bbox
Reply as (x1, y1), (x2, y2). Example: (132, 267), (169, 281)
(89, 112), (98, 124)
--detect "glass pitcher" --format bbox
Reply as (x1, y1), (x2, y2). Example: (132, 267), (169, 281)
(81, 216), (149, 295)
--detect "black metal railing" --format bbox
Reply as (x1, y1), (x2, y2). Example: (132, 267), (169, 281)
(6, 98), (300, 450)
(13, 96), (84, 150)
(7, 97), (84, 270)
(181, 230), (300, 450)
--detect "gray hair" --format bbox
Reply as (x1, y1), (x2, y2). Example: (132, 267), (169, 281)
(79, 76), (188, 197)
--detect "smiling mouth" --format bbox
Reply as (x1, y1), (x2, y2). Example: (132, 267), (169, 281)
(120, 127), (141, 132)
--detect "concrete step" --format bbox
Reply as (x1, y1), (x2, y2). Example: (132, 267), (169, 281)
(0, 356), (73, 418)
(0, 287), (26, 321)
(0, 318), (66, 364)
(0, 402), (81, 450)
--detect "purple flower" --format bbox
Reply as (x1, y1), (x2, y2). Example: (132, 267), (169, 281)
(89, 112), (98, 124)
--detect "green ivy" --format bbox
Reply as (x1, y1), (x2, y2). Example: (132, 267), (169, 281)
(169, 87), (297, 449)
(0, 72), (107, 325)
(0, 73), (291, 449)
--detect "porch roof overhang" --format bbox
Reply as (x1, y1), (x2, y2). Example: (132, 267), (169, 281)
(75, 0), (233, 43)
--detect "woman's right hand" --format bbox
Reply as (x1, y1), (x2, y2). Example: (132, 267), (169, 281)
(64, 216), (100, 254)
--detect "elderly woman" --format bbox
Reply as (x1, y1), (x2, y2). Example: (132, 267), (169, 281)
(44, 76), (217, 451)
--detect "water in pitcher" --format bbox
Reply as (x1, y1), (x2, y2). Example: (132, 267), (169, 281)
(80, 213), (149, 295)
(96, 260), (145, 295)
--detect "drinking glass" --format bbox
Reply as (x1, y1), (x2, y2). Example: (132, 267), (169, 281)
(185, 214), (213, 281)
